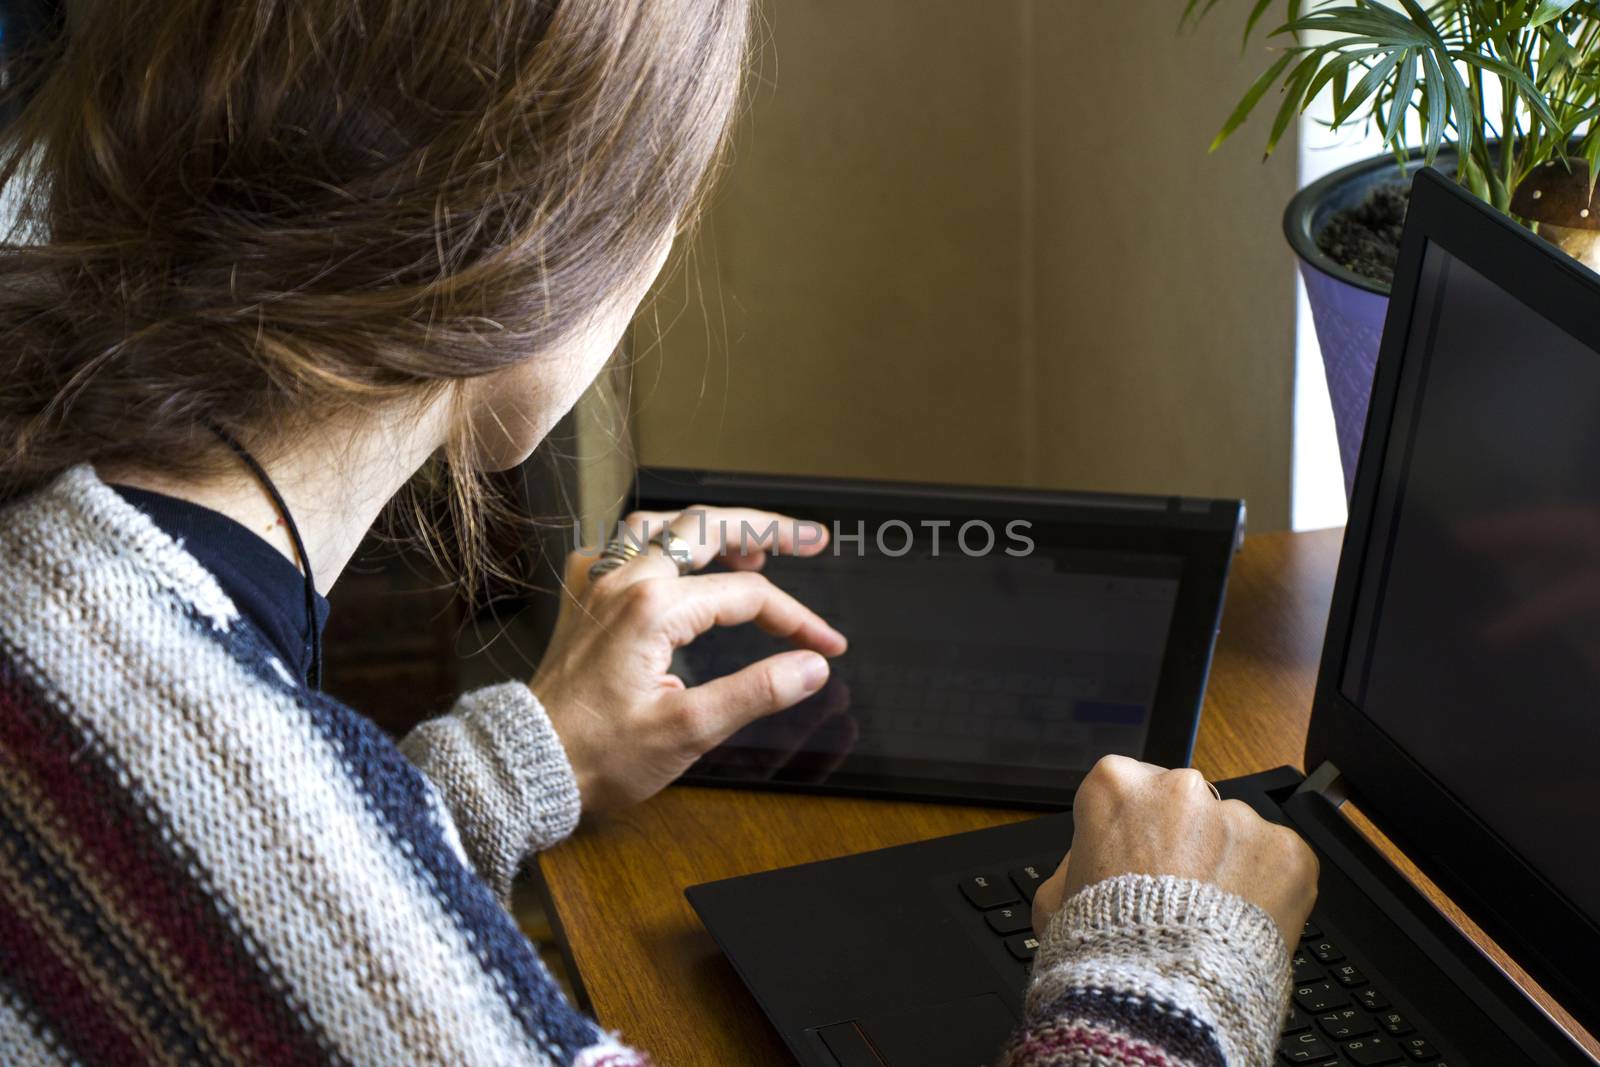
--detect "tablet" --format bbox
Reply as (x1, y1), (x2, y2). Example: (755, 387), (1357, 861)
(637, 468), (1244, 808)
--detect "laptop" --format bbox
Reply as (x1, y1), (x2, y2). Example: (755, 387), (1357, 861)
(632, 467), (1244, 808)
(685, 168), (1600, 1067)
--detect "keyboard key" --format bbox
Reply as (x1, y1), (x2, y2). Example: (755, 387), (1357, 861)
(1402, 1037), (1439, 1061)
(1004, 933), (1040, 961)
(1293, 981), (1348, 1013)
(1009, 864), (1048, 903)
(1282, 1005), (1312, 1034)
(1354, 988), (1391, 1011)
(1377, 1012), (1414, 1036)
(1291, 951), (1324, 984)
(1316, 1008), (1375, 1039)
(1331, 964), (1368, 988)
(1278, 1031), (1335, 1063)
(1308, 940), (1345, 964)
(959, 873), (1019, 910)
(984, 906), (1032, 936)
(1302, 920), (1322, 941)
(1343, 1035), (1405, 1065)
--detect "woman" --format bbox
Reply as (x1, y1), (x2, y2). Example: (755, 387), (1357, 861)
(0, 1), (1317, 1064)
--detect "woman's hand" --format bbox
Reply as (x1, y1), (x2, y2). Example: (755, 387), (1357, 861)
(1031, 755), (1319, 948)
(531, 506), (848, 813)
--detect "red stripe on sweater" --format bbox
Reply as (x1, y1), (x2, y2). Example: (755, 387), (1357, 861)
(0, 664), (334, 1067)
(579, 1054), (654, 1067)
(1009, 1020), (1181, 1067)
(0, 875), (155, 1065)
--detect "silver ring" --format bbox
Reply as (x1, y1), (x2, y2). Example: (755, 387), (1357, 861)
(651, 527), (694, 576)
(588, 537), (644, 580)
(1205, 780), (1222, 802)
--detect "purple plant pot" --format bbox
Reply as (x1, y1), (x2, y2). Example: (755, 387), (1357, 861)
(1284, 152), (1445, 499)
(1297, 259), (1389, 499)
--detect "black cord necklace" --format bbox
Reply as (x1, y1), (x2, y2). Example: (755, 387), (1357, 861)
(209, 425), (323, 690)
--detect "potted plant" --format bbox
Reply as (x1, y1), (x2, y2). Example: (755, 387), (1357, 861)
(1188, 0), (1600, 495)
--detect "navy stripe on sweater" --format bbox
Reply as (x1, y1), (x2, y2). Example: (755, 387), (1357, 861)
(190, 601), (604, 1061)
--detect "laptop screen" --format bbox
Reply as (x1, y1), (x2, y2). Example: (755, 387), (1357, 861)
(1339, 240), (1600, 929)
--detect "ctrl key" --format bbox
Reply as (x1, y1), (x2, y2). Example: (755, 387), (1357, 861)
(1278, 1030), (1335, 1064)
(959, 872), (1019, 910)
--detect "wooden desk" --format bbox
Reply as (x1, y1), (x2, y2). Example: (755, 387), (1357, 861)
(536, 529), (1345, 1063)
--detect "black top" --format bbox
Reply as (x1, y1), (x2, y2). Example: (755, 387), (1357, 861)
(111, 485), (330, 684)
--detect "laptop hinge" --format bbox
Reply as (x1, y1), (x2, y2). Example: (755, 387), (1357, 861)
(1280, 764), (1593, 1063)
(1293, 760), (1349, 808)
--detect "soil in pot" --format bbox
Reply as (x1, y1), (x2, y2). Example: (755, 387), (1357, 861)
(1315, 183), (1408, 286)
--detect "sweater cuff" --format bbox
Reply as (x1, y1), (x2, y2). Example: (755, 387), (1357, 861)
(1025, 874), (1292, 1067)
(399, 682), (582, 902)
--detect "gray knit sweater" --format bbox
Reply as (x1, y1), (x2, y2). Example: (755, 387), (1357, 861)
(0, 466), (1292, 1066)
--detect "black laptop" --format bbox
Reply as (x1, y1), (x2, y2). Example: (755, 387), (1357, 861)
(686, 168), (1600, 1067)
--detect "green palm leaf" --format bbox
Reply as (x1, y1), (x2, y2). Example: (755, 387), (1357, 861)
(1187, 0), (1600, 212)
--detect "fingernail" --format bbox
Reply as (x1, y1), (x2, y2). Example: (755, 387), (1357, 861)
(799, 652), (829, 690)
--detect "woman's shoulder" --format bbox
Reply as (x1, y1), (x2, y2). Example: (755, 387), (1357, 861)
(0, 466), (424, 877)
(0, 465), (452, 853)
(2, 464), (242, 643)
(0, 468), (613, 1066)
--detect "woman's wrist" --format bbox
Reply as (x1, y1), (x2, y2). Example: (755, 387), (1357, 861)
(401, 682), (583, 898)
(527, 678), (602, 813)
(1027, 873), (1291, 1067)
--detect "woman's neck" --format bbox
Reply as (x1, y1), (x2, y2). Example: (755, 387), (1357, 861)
(98, 397), (453, 593)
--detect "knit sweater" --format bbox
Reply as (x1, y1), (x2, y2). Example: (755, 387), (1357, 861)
(0, 467), (1292, 1066)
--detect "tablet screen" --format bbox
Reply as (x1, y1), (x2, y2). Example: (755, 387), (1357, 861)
(677, 546), (1181, 788)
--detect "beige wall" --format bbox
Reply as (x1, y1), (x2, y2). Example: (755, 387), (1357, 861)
(628, 1), (1301, 530)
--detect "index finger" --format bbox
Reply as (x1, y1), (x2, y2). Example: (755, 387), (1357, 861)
(1083, 753), (1169, 786)
(668, 507), (831, 568)
(598, 507), (831, 586)
(659, 570), (848, 656)
(1073, 755), (1170, 817)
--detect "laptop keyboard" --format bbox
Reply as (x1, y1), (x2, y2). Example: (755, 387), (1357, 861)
(1282, 921), (1447, 1065)
(950, 860), (1458, 1066)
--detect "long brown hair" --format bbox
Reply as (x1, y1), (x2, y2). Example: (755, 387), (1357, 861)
(0, 0), (749, 586)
